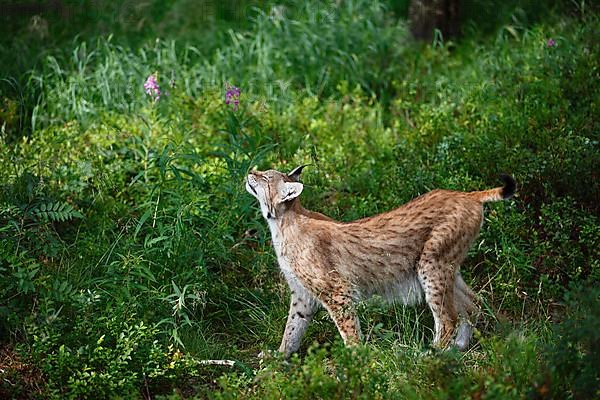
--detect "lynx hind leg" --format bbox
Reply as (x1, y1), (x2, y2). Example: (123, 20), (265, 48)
(278, 283), (320, 357)
(322, 291), (362, 346)
(417, 232), (468, 348)
(417, 258), (457, 348)
(453, 273), (478, 350)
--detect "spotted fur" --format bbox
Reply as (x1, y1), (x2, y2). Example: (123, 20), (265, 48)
(246, 167), (516, 356)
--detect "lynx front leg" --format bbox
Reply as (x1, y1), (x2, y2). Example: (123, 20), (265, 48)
(278, 283), (319, 357)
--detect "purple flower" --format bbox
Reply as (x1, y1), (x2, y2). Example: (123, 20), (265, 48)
(144, 74), (161, 101)
(225, 82), (241, 111)
(547, 38), (556, 47)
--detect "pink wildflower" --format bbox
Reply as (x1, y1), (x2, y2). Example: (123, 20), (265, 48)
(225, 82), (241, 111)
(144, 74), (161, 101)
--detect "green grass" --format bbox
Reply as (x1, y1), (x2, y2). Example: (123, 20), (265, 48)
(1, 0), (599, 398)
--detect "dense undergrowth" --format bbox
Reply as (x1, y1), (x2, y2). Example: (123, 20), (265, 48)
(0, 0), (598, 398)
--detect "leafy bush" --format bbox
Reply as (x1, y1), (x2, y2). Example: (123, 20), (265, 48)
(546, 285), (600, 399)
(27, 310), (200, 399)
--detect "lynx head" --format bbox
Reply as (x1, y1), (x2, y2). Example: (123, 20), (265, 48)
(245, 166), (306, 220)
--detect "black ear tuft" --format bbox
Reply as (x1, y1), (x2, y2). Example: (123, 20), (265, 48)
(499, 174), (516, 199)
(287, 165), (308, 182)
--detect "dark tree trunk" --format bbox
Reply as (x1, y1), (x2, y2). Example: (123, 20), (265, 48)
(409, 0), (460, 41)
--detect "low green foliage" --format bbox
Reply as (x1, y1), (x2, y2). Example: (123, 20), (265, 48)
(211, 324), (576, 399)
(0, 0), (598, 398)
(28, 312), (194, 399)
(546, 285), (600, 399)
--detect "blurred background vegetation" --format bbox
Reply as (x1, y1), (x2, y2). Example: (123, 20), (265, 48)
(0, 0), (598, 398)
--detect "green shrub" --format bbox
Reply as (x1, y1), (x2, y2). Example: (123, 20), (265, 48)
(27, 310), (198, 399)
(546, 285), (600, 399)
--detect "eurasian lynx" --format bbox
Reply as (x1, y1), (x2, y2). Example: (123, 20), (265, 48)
(246, 166), (515, 356)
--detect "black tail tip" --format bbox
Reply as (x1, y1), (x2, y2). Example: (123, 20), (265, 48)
(499, 174), (516, 199)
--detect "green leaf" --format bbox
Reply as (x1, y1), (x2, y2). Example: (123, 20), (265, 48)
(134, 209), (153, 239)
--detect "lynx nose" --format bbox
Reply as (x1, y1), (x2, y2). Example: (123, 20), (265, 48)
(247, 171), (259, 181)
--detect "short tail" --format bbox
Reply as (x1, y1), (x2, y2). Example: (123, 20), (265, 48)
(468, 174), (516, 202)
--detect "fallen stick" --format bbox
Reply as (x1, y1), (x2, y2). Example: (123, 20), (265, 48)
(198, 359), (236, 367)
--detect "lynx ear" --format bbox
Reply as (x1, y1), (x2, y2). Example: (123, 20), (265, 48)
(279, 182), (303, 203)
(287, 165), (307, 182)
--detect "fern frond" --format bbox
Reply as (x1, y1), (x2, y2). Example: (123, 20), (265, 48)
(30, 201), (84, 222)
